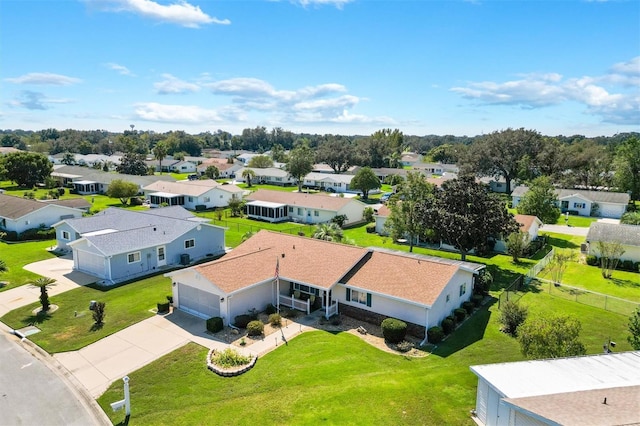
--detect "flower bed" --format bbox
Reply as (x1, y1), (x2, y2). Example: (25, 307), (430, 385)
(206, 347), (258, 377)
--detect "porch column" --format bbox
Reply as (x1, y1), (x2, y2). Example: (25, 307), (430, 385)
(325, 290), (329, 318)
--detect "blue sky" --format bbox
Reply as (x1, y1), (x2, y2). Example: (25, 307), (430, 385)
(1, 0), (638, 137)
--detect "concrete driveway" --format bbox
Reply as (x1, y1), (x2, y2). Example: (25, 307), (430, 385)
(0, 255), (98, 317)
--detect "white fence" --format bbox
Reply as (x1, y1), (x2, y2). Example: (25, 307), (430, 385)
(279, 294), (310, 315)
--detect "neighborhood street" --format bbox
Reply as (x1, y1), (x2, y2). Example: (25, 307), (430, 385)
(540, 224), (589, 237)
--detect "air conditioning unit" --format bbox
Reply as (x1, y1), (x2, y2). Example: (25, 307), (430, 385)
(180, 253), (190, 265)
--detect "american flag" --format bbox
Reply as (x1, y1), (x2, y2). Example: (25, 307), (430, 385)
(274, 257), (280, 280)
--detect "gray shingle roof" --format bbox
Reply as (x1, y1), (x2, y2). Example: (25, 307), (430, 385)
(0, 194), (83, 219)
(512, 185), (630, 205)
(586, 222), (640, 246)
(52, 165), (175, 186)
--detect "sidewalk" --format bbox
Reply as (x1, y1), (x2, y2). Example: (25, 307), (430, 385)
(0, 255), (96, 317)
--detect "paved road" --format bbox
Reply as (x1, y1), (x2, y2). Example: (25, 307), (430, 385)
(0, 329), (108, 425)
(540, 224), (589, 237)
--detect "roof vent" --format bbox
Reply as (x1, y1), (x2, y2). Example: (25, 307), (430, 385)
(293, 245), (295, 249)
(281, 253), (285, 258)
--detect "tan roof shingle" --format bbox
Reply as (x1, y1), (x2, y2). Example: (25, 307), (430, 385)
(246, 189), (358, 212)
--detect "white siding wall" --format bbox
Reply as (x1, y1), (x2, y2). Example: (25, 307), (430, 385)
(228, 283), (274, 321)
(561, 196), (592, 216)
(589, 243), (640, 263)
(6, 205), (83, 234)
(428, 270), (475, 327)
(337, 202), (365, 225)
(375, 215), (388, 235)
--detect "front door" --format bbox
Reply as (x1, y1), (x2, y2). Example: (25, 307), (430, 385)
(157, 246), (166, 267)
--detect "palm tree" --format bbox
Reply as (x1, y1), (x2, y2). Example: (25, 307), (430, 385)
(242, 169), (256, 187)
(312, 223), (344, 242)
(153, 142), (168, 174)
(28, 277), (56, 313)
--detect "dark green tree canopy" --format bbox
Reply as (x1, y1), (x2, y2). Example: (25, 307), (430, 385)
(106, 179), (140, 205)
(0, 151), (52, 187)
(285, 141), (315, 191)
(247, 155), (274, 168)
(315, 136), (356, 173)
(516, 176), (561, 224)
(116, 152), (149, 176)
(417, 175), (519, 260)
(350, 167), (381, 200)
(614, 136), (640, 201)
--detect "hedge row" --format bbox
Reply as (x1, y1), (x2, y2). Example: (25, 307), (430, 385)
(586, 255), (639, 272)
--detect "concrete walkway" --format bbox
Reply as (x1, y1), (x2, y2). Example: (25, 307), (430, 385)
(0, 255), (97, 316)
(54, 309), (317, 398)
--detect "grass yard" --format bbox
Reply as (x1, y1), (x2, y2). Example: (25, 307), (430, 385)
(0, 274), (171, 353)
(553, 214), (599, 227)
(538, 231), (640, 302)
(0, 240), (58, 291)
(97, 291), (632, 426)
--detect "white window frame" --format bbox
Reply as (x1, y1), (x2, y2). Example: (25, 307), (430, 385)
(185, 239), (195, 249)
(61, 230), (70, 240)
(203, 196), (210, 202)
(352, 290), (367, 305)
(128, 251), (141, 264)
(459, 283), (466, 297)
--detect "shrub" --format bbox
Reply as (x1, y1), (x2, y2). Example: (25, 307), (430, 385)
(635, 262), (640, 273)
(381, 318), (408, 343)
(1, 231), (18, 241)
(365, 224), (376, 234)
(499, 300), (528, 336)
(281, 308), (299, 319)
(157, 302), (170, 313)
(363, 207), (374, 223)
(427, 326), (444, 344)
(441, 317), (455, 335)
(129, 197), (143, 206)
(206, 317), (224, 333)
(264, 303), (277, 315)
(246, 320), (264, 336)
(586, 255), (599, 266)
(472, 294), (484, 307)
(268, 313), (282, 327)
(57, 187), (65, 196)
(166, 295), (173, 304)
(210, 348), (251, 368)
(462, 301), (475, 315)
(396, 340), (414, 353)
(453, 308), (467, 323)
(234, 314), (252, 328)
(330, 315), (342, 326)
(92, 301), (106, 326)
(621, 260), (635, 271)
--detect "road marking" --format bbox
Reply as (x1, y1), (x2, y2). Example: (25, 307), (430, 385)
(21, 362), (32, 369)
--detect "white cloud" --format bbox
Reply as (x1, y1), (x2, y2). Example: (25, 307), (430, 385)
(293, 0), (353, 9)
(133, 102), (226, 122)
(450, 59), (640, 125)
(105, 62), (134, 76)
(7, 91), (74, 110)
(87, 0), (230, 28)
(154, 74), (201, 94)
(5, 72), (81, 85)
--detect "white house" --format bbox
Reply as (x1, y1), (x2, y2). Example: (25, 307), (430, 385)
(244, 189), (366, 225)
(585, 222), (640, 263)
(374, 205), (391, 235)
(54, 207), (225, 284)
(0, 194), (87, 235)
(471, 351), (640, 426)
(494, 214), (542, 253)
(166, 230), (484, 341)
(303, 172), (356, 193)
(51, 165), (175, 195)
(512, 186), (630, 219)
(235, 167), (295, 186)
(196, 158), (243, 178)
(143, 179), (244, 210)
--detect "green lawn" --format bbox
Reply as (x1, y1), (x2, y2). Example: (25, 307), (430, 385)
(553, 214), (599, 227)
(539, 231), (640, 302)
(0, 240), (58, 291)
(0, 274), (171, 353)
(96, 291), (632, 426)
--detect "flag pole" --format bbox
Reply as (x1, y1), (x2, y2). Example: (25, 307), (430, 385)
(275, 256), (280, 312)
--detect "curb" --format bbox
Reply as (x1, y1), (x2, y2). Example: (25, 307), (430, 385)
(0, 322), (112, 426)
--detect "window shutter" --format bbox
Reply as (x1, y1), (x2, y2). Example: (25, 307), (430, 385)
(346, 288), (351, 301)
(366, 293), (372, 307)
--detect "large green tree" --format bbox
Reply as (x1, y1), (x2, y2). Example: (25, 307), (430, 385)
(628, 307), (640, 350)
(315, 136), (356, 173)
(153, 141), (168, 174)
(248, 155), (274, 168)
(356, 129), (402, 168)
(285, 141), (315, 191)
(384, 171), (434, 252)
(350, 167), (381, 200)
(116, 152), (149, 176)
(516, 176), (561, 224)
(517, 315), (586, 359)
(463, 128), (543, 194)
(106, 179), (140, 205)
(0, 151), (52, 187)
(417, 175), (519, 260)
(614, 136), (640, 201)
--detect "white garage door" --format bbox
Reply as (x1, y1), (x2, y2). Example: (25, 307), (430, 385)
(599, 203), (622, 218)
(177, 283), (220, 319)
(75, 250), (106, 278)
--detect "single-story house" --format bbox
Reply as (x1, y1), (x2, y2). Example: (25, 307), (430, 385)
(374, 205), (391, 235)
(143, 179), (244, 210)
(0, 194), (87, 235)
(167, 230), (484, 341)
(54, 206), (225, 284)
(494, 214), (542, 253)
(245, 189), (366, 225)
(51, 165), (175, 195)
(235, 167), (295, 186)
(400, 152), (422, 167)
(303, 172), (357, 193)
(512, 186), (630, 219)
(585, 222), (640, 263)
(470, 351), (640, 426)
(412, 162), (445, 175)
(369, 168), (409, 183)
(477, 176), (516, 194)
(196, 158), (243, 178)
